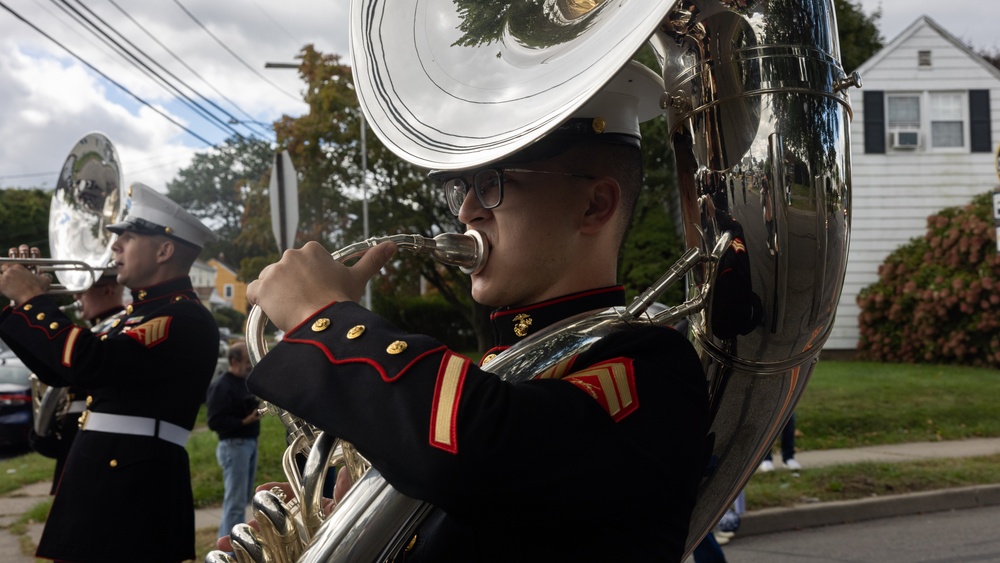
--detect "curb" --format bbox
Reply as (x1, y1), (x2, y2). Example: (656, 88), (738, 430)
(738, 483), (1000, 537)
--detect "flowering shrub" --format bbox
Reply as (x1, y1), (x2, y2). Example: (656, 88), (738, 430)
(856, 191), (1000, 367)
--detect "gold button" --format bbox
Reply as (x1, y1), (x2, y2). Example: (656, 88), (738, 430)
(112, 319), (121, 327)
(86, 396), (93, 406)
(174, 296), (183, 301)
(165, 227), (172, 234)
(138, 290), (147, 300)
(109, 459), (118, 468)
(36, 313), (46, 321)
(126, 305), (134, 314)
(101, 335), (108, 341)
(482, 353), (497, 365)
(23, 304), (33, 311)
(591, 116), (606, 133)
(78, 410), (90, 429)
(387, 340), (407, 355)
(347, 325), (365, 339)
(49, 322), (59, 330)
(311, 318), (331, 332)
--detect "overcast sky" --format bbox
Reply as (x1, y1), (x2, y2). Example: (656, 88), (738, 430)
(1, 1), (997, 194)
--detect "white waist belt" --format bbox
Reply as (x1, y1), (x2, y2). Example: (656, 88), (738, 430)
(67, 400), (87, 414)
(81, 412), (190, 447)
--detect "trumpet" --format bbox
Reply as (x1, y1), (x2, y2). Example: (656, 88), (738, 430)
(0, 256), (114, 295)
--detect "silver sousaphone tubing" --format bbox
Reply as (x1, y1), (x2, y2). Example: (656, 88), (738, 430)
(212, 0), (858, 560)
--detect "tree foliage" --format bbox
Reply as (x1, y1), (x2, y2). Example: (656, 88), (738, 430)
(834, 0), (884, 72)
(857, 192), (1000, 368)
(0, 188), (52, 253)
(166, 135), (275, 272)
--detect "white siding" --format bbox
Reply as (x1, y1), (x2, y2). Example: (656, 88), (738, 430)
(827, 17), (1000, 350)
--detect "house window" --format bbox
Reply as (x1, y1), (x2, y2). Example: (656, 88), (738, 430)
(918, 50), (931, 67)
(887, 95), (920, 129)
(224, 284), (234, 299)
(929, 92), (964, 148)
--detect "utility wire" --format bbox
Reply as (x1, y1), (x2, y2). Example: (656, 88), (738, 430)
(0, 0), (214, 146)
(106, 0), (274, 138)
(52, 0), (247, 140)
(171, 0), (301, 102)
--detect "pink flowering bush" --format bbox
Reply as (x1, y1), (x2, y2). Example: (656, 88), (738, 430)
(856, 191), (1000, 367)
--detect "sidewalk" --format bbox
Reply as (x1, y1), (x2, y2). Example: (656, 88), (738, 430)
(3, 438), (1000, 560)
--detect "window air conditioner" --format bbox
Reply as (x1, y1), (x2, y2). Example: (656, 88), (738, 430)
(890, 131), (920, 149)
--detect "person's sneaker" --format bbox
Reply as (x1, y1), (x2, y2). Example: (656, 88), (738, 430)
(785, 458), (802, 470)
(758, 460), (775, 472)
(713, 531), (731, 545)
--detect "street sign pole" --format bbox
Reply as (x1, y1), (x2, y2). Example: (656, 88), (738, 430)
(269, 150), (299, 254)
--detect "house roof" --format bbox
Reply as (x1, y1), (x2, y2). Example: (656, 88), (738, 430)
(857, 15), (1000, 82)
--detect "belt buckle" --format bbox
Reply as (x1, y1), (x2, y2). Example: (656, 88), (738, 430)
(78, 410), (90, 430)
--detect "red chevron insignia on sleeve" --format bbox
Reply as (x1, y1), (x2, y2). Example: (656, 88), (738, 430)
(124, 317), (171, 348)
(429, 352), (469, 454)
(563, 357), (639, 422)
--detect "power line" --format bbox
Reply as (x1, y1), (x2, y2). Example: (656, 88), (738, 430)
(105, 0), (274, 139)
(0, 0), (214, 146)
(171, 0), (301, 102)
(49, 0), (247, 140)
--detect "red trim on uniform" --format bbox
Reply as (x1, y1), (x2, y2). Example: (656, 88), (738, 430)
(9, 310), (76, 340)
(282, 300), (340, 335)
(428, 352), (469, 454)
(280, 336), (450, 383)
(491, 286), (624, 319)
(563, 357), (639, 422)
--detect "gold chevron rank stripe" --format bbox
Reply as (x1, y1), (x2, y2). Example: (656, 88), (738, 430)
(62, 326), (82, 367)
(124, 317), (172, 348)
(563, 357), (638, 422)
(429, 352), (469, 453)
(536, 354), (577, 379)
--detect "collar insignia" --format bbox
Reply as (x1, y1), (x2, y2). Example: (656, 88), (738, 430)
(513, 313), (533, 338)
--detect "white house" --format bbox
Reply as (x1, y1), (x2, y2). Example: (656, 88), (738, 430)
(827, 15), (1000, 350)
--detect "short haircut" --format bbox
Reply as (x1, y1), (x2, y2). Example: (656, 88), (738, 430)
(558, 141), (643, 246)
(227, 342), (246, 363)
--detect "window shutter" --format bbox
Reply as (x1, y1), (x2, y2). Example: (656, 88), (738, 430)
(969, 89), (991, 153)
(863, 91), (886, 154)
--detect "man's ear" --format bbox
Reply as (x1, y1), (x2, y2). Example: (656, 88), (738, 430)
(156, 239), (176, 264)
(580, 178), (620, 234)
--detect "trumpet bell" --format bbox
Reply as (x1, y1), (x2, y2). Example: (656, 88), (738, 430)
(49, 132), (122, 292)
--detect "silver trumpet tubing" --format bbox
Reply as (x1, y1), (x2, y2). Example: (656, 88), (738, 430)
(212, 0), (857, 559)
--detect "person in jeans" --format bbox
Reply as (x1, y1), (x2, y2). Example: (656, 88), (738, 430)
(207, 340), (261, 538)
(759, 413), (801, 471)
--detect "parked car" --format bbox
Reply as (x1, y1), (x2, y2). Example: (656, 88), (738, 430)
(0, 340), (32, 447)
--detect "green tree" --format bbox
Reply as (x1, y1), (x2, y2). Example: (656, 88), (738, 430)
(0, 188), (51, 252)
(273, 46), (493, 349)
(166, 135), (275, 269)
(834, 0), (884, 72)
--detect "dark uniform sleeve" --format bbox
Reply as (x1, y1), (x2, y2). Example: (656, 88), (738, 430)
(249, 301), (709, 523)
(0, 294), (209, 392)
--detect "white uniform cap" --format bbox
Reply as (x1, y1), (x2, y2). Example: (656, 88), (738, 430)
(567, 61), (665, 141)
(107, 183), (218, 249)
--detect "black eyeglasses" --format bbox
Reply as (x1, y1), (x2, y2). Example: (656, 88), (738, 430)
(438, 167), (595, 215)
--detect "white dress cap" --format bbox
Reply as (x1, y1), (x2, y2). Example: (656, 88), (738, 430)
(106, 183), (218, 249)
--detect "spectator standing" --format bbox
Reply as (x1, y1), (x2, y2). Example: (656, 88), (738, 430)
(207, 340), (261, 538)
(759, 413), (801, 471)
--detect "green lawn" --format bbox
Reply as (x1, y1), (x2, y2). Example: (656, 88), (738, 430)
(3, 359), (999, 514)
